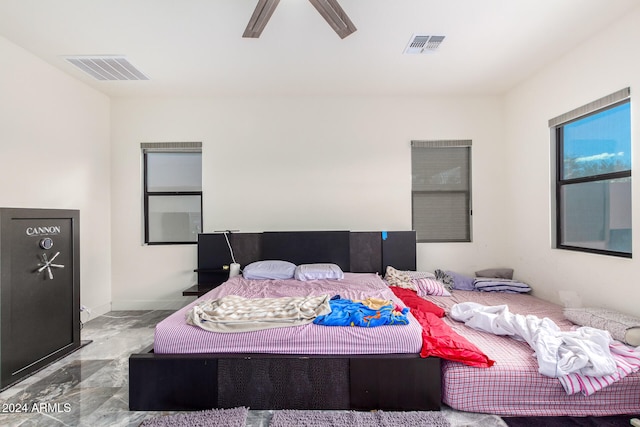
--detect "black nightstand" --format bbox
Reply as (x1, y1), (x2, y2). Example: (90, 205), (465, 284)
(182, 284), (215, 297)
(182, 268), (229, 297)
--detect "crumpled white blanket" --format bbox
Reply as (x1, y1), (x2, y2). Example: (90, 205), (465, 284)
(451, 302), (640, 395)
(450, 302), (617, 378)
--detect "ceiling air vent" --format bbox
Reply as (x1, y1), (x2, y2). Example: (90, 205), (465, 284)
(404, 34), (445, 54)
(64, 56), (149, 81)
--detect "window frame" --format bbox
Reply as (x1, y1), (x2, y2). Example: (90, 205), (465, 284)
(411, 140), (473, 243)
(141, 143), (203, 245)
(553, 95), (631, 258)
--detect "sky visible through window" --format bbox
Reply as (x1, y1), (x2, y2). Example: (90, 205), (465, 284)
(563, 102), (631, 179)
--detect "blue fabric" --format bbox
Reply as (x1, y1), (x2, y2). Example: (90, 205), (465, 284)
(313, 296), (410, 327)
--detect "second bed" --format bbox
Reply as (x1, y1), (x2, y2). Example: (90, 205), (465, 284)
(421, 290), (640, 417)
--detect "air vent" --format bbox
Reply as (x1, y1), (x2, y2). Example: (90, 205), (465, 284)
(64, 56), (149, 81)
(404, 34), (445, 54)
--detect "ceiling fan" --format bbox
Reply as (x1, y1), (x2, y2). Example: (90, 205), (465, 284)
(243, 0), (357, 39)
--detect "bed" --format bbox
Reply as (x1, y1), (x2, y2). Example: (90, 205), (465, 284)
(130, 230), (640, 415)
(129, 230), (442, 411)
(420, 289), (640, 417)
(154, 273), (423, 355)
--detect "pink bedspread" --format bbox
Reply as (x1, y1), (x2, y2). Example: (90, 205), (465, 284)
(421, 291), (640, 416)
(155, 273), (423, 355)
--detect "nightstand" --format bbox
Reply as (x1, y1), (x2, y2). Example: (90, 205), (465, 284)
(182, 268), (229, 297)
(182, 284), (215, 297)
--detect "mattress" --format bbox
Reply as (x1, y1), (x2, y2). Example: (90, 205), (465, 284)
(154, 272), (423, 355)
(422, 290), (640, 416)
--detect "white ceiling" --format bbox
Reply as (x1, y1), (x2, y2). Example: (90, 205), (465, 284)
(0, 0), (638, 98)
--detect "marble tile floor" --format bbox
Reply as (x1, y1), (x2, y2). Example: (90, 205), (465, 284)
(0, 310), (507, 427)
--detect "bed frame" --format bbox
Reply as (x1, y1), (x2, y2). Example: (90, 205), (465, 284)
(129, 230), (441, 411)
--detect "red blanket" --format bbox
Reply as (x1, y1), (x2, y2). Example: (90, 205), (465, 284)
(391, 287), (494, 368)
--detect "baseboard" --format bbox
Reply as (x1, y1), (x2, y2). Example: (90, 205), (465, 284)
(79, 301), (111, 324)
(111, 298), (189, 311)
(90, 302), (112, 317)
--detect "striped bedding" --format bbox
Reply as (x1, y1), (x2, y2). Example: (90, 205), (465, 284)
(421, 290), (640, 416)
(154, 273), (423, 355)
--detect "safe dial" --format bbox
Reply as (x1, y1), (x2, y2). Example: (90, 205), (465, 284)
(39, 238), (54, 250)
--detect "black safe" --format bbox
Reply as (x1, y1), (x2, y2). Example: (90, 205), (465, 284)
(0, 208), (81, 390)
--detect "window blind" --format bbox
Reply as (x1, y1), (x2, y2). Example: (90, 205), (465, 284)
(141, 141), (202, 152)
(548, 87), (630, 128)
(411, 140), (472, 149)
(142, 142), (203, 244)
(411, 140), (472, 242)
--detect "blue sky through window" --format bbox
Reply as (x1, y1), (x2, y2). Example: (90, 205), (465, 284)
(563, 102), (631, 179)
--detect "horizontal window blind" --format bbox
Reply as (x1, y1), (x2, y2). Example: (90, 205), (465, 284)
(411, 140), (472, 148)
(413, 192), (470, 241)
(411, 140), (472, 242)
(141, 142), (202, 152)
(548, 87), (630, 127)
(142, 142), (202, 244)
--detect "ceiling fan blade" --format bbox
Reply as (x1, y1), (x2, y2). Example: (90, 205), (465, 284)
(243, 0), (281, 38)
(308, 0), (357, 39)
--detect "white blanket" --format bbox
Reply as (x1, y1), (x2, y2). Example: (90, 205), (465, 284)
(451, 302), (640, 395)
(186, 294), (332, 333)
(450, 302), (616, 378)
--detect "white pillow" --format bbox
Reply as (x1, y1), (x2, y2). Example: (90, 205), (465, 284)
(242, 260), (296, 280)
(294, 263), (344, 281)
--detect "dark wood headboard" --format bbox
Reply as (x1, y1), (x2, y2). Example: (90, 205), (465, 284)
(196, 230), (416, 285)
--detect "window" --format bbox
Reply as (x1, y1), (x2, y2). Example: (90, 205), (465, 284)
(551, 88), (631, 257)
(411, 140), (472, 242)
(142, 142), (202, 244)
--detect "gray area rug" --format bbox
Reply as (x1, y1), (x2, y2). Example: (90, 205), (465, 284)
(269, 409), (451, 427)
(139, 406), (248, 427)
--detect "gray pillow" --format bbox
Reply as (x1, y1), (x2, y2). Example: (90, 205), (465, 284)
(564, 307), (640, 346)
(447, 271), (475, 291)
(475, 268), (514, 280)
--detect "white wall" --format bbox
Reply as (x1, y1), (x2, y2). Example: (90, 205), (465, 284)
(7, 6), (638, 318)
(2, 6), (638, 320)
(110, 7), (640, 314)
(502, 7), (640, 316)
(110, 95), (507, 309)
(0, 36), (112, 317)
